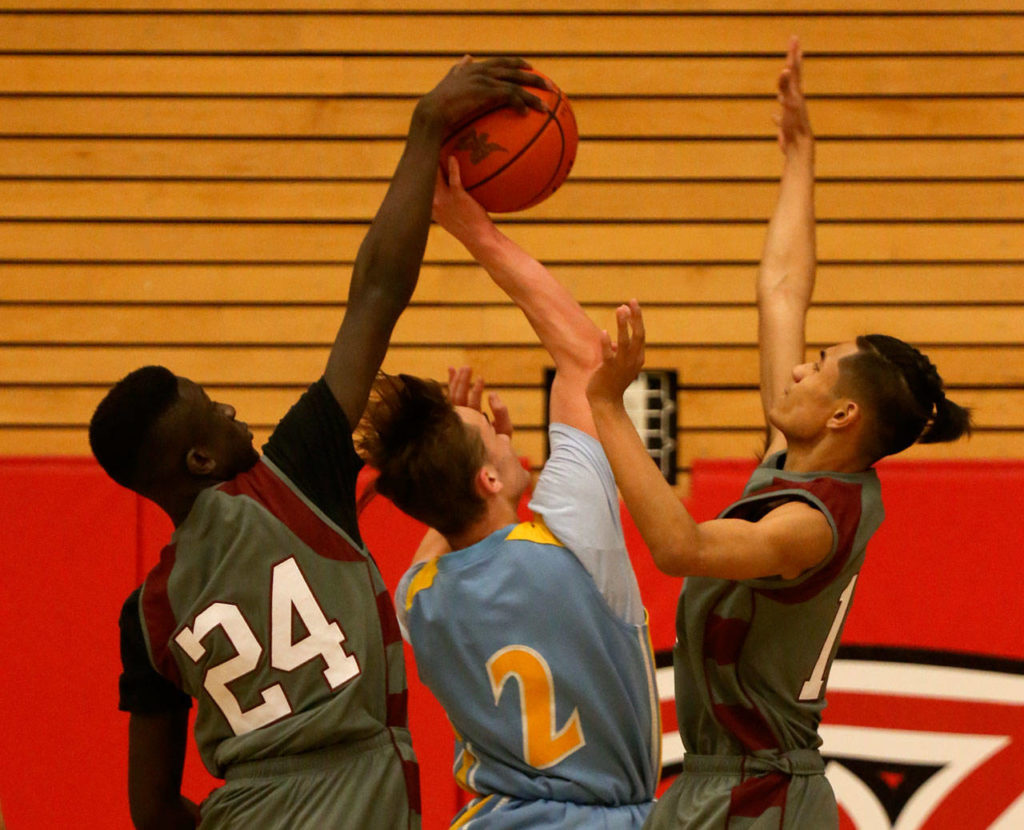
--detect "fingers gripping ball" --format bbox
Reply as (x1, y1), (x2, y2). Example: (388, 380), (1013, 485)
(439, 72), (578, 213)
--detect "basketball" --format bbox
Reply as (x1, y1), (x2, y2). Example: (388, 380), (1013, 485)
(439, 71), (578, 213)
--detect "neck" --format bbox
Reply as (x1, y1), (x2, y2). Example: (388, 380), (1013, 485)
(150, 481), (212, 528)
(782, 437), (870, 474)
(444, 497), (519, 552)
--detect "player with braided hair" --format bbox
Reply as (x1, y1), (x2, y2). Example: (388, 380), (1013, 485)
(586, 39), (970, 829)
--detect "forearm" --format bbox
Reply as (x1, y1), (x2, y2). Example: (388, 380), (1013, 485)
(461, 227), (601, 374)
(325, 105), (446, 419)
(347, 104), (447, 317)
(758, 138), (816, 305)
(589, 399), (701, 576)
(128, 710), (197, 830)
(757, 137), (815, 426)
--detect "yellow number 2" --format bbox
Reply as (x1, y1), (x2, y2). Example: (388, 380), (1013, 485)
(486, 645), (586, 769)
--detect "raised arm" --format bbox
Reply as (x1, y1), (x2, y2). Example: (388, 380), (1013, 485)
(432, 157), (603, 436)
(758, 37), (816, 457)
(325, 58), (546, 428)
(587, 303), (832, 581)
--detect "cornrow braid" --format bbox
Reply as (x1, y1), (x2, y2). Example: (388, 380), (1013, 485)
(845, 335), (971, 460)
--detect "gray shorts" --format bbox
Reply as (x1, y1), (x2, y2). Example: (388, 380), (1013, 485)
(200, 728), (420, 830)
(643, 750), (837, 830)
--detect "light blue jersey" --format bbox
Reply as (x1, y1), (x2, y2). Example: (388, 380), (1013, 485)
(397, 425), (660, 828)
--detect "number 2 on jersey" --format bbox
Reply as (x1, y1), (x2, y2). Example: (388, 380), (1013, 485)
(487, 645), (586, 769)
(174, 557), (361, 735)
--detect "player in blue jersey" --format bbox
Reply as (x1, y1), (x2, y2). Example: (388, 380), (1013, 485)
(586, 39), (971, 829)
(357, 157), (660, 828)
(88, 58), (546, 830)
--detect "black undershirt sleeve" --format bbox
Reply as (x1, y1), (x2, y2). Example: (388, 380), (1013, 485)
(118, 588), (192, 714)
(262, 377), (365, 546)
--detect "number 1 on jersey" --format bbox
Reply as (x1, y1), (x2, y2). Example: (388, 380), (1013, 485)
(799, 575), (857, 701)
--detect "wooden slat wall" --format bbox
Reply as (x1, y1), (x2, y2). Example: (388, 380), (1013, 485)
(1, 1), (1022, 493)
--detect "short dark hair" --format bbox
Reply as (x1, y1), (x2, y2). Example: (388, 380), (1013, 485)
(89, 365), (179, 489)
(358, 373), (487, 537)
(839, 335), (972, 461)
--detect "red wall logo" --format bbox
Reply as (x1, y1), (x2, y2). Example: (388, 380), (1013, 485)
(656, 647), (1024, 828)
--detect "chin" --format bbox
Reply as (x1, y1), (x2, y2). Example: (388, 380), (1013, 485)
(227, 448), (260, 479)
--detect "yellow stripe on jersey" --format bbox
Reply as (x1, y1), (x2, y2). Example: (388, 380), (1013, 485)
(404, 557), (440, 612)
(505, 515), (564, 547)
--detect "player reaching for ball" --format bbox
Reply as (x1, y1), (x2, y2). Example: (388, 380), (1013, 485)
(585, 39), (971, 829)
(88, 57), (546, 830)
(357, 156), (660, 828)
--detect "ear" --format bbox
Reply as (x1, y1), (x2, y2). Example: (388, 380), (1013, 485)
(473, 464), (504, 498)
(827, 400), (861, 432)
(185, 446), (217, 477)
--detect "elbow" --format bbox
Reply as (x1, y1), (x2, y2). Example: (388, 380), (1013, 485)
(557, 334), (604, 379)
(648, 527), (713, 578)
(348, 270), (413, 322)
(648, 540), (693, 578)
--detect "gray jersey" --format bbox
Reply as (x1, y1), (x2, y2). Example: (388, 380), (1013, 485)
(122, 380), (419, 828)
(676, 452), (883, 756)
(646, 453), (884, 829)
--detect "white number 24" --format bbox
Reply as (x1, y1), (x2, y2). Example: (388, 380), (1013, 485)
(174, 557), (361, 735)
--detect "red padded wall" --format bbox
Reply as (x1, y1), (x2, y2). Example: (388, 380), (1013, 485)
(3, 457), (1022, 828)
(0, 459), (138, 829)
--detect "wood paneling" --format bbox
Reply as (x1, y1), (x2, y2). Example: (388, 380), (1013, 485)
(0, 13), (1020, 55)
(1, 55), (1021, 96)
(1, 2), (1021, 492)
(6, 96), (1023, 137)
(2, 181), (1021, 221)
(3, 138), (1020, 179)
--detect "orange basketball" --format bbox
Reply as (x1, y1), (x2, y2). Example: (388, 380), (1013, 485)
(439, 72), (578, 213)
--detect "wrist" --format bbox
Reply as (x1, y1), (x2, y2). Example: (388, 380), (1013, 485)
(587, 391), (626, 416)
(457, 220), (506, 258)
(410, 97), (448, 139)
(784, 133), (815, 161)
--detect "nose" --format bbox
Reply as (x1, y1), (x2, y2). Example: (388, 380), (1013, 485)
(792, 363), (810, 382)
(217, 401), (236, 420)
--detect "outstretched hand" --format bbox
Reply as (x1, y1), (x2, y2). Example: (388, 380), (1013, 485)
(433, 156), (495, 243)
(419, 56), (548, 131)
(775, 36), (813, 154)
(586, 300), (646, 407)
(447, 366), (514, 439)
